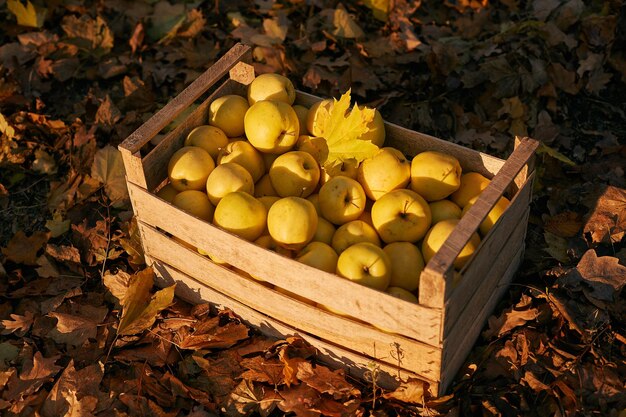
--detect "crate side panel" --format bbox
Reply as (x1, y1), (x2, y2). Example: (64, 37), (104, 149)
(128, 183), (442, 345)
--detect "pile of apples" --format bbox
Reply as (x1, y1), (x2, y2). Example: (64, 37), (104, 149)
(157, 73), (509, 308)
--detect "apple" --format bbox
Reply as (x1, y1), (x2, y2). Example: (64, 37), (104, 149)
(254, 173), (278, 197)
(357, 147), (410, 200)
(336, 242), (391, 291)
(156, 183), (178, 203)
(269, 151), (320, 198)
(267, 197), (318, 250)
(385, 286), (418, 303)
(306, 193), (321, 215)
(292, 105), (309, 136)
(217, 140), (265, 182)
(254, 234), (294, 258)
(247, 73), (296, 106)
(244, 100), (299, 154)
(306, 98), (334, 137)
(213, 191), (267, 241)
(382, 242), (424, 292)
(257, 196), (280, 212)
(172, 190), (214, 221)
(295, 241), (339, 274)
(410, 151), (462, 201)
(320, 158), (359, 185)
(429, 199), (462, 224)
(318, 176), (367, 225)
(312, 216), (336, 245)
(168, 146), (215, 191)
(421, 218), (481, 270)
(205, 162), (254, 205)
(261, 152), (279, 172)
(356, 106), (386, 147)
(371, 189), (432, 243)
(450, 172), (491, 208)
(184, 125), (229, 159)
(208, 95), (249, 137)
(462, 195), (510, 236)
(357, 209), (374, 227)
(331, 220), (381, 254)
(295, 134), (328, 162)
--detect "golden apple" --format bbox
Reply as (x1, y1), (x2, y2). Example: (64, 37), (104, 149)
(385, 286), (418, 303)
(306, 193), (321, 215)
(244, 100), (299, 154)
(331, 220), (381, 254)
(357, 210), (374, 227)
(357, 147), (410, 200)
(410, 151), (462, 201)
(462, 195), (510, 236)
(172, 190), (214, 221)
(156, 183), (178, 203)
(429, 199), (462, 224)
(217, 140), (265, 182)
(213, 191), (267, 241)
(320, 158), (359, 185)
(306, 99), (334, 137)
(168, 146), (215, 191)
(295, 241), (339, 274)
(257, 195), (280, 212)
(382, 242), (424, 292)
(356, 106), (385, 147)
(450, 172), (491, 208)
(254, 173), (278, 197)
(422, 218), (481, 270)
(312, 216), (335, 245)
(318, 176), (367, 225)
(269, 151), (320, 198)
(208, 94), (249, 137)
(336, 242), (391, 291)
(371, 189), (431, 243)
(267, 197), (318, 250)
(205, 162), (254, 205)
(184, 125), (229, 159)
(295, 134), (328, 162)
(247, 73), (296, 106)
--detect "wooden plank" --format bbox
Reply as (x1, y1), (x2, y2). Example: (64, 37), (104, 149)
(439, 242), (525, 393)
(119, 148), (147, 189)
(418, 137), (538, 308)
(141, 223), (443, 381)
(151, 260), (439, 394)
(127, 183), (442, 345)
(119, 43), (252, 154)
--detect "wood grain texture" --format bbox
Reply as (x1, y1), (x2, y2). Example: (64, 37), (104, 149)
(119, 148), (147, 189)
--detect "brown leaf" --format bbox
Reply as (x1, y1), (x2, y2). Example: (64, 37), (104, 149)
(94, 95), (121, 126)
(570, 249), (626, 302)
(2, 230), (49, 265)
(223, 379), (271, 417)
(549, 62), (581, 95)
(62, 390), (97, 417)
(129, 22), (144, 54)
(382, 378), (426, 404)
(1, 311), (34, 336)
(45, 244), (81, 264)
(20, 351), (62, 381)
(178, 316), (249, 350)
(48, 311), (102, 346)
(583, 185), (626, 245)
(41, 360), (103, 417)
(296, 362), (360, 399)
(278, 384), (322, 417)
(544, 211), (582, 238)
(61, 15), (114, 52)
(241, 356), (285, 386)
(521, 370), (551, 393)
(483, 294), (540, 339)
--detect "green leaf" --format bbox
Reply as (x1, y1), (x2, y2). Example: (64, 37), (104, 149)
(7, 0), (46, 28)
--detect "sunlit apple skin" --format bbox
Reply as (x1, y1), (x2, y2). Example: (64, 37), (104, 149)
(247, 73), (296, 106)
(295, 241), (339, 274)
(269, 151), (320, 198)
(244, 100), (299, 154)
(306, 99), (334, 137)
(422, 218), (481, 270)
(168, 146), (215, 191)
(371, 189), (432, 243)
(257, 196), (280, 212)
(429, 199), (462, 224)
(410, 151), (462, 201)
(208, 95), (249, 138)
(320, 158), (359, 185)
(172, 190), (214, 221)
(318, 176), (367, 225)
(156, 183), (178, 203)
(312, 217), (336, 245)
(217, 140), (265, 182)
(184, 125), (229, 159)
(450, 172), (491, 208)
(382, 242), (424, 292)
(385, 286), (418, 303)
(254, 174), (278, 197)
(267, 197), (318, 251)
(331, 220), (381, 254)
(295, 134), (328, 163)
(205, 162), (254, 205)
(357, 147), (410, 200)
(357, 107), (386, 147)
(462, 195), (510, 236)
(213, 191), (267, 242)
(336, 242), (391, 291)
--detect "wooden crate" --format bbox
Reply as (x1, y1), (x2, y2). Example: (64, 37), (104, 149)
(119, 43), (539, 396)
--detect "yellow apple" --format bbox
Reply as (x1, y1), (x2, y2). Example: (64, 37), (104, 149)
(213, 191), (267, 241)
(429, 199), (462, 224)
(331, 220), (381, 254)
(410, 151), (462, 201)
(450, 172), (491, 208)
(382, 242), (424, 292)
(257, 195), (280, 212)
(254, 173), (278, 197)
(371, 189), (432, 243)
(385, 286), (418, 303)
(422, 218), (481, 270)
(295, 241), (339, 274)
(306, 193), (321, 215)
(217, 140), (265, 182)
(306, 99), (334, 137)
(168, 146), (215, 191)
(357, 209), (374, 227)
(244, 100), (299, 154)
(292, 105), (309, 136)
(318, 176), (367, 225)
(462, 195), (510, 236)
(295, 134), (328, 162)
(356, 106), (385, 147)
(312, 217), (335, 245)
(205, 162), (254, 205)
(269, 151), (320, 198)
(357, 147), (410, 200)
(247, 73), (296, 106)
(184, 125), (229, 159)
(320, 158), (359, 185)
(156, 183), (178, 203)
(261, 152), (279, 173)
(267, 197), (318, 250)
(172, 190), (214, 221)
(336, 242), (391, 291)
(208, 94), (249, 137)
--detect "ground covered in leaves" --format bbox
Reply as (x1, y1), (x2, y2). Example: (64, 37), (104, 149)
(0, 0), (625, 416)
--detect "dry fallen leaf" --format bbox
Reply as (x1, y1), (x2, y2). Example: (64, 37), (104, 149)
(583, 185), (626, 245)
(382, 378), (426, 404)
(484, 294), (540, 339)
(569, 249), (626, 302)
(91, 145), (129, 206)
(1, 311), (35, 336)
(1, 230), (49, 265)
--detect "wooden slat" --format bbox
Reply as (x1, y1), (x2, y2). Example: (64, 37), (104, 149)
(128, 183), (442, 345)
(418, 137), (538, 308)
(151, 260), (439, 394)
(141, 223), (443, 381)
(119, 43), (252, 154)
(120, 148), (147, 189)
